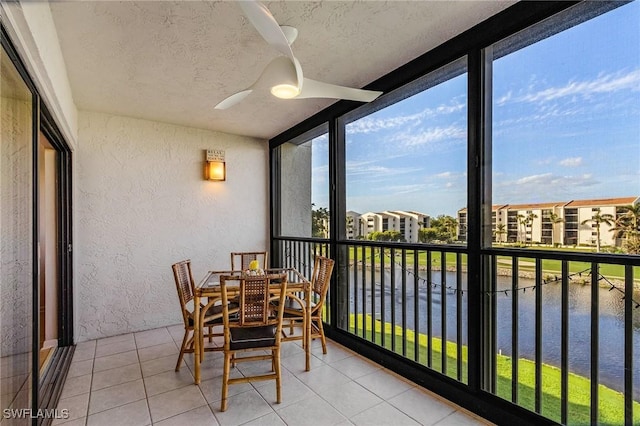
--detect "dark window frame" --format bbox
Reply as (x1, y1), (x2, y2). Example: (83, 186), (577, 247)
(269, 2), (632, 425)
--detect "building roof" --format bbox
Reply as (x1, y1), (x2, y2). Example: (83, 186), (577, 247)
(457, 197), (639, 213)
(503, 202), (565, 210)
(564, 197), (639, 207)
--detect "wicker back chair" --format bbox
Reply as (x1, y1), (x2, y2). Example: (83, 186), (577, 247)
(230, 251), (268, 271)
(282, 255), (335, 354)
(171, 260), (223, 371)
(219, 273), (288, 411)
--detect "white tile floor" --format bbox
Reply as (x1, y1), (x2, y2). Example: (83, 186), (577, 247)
(54, 325), (492, 426)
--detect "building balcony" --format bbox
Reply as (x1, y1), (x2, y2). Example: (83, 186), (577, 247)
(1, 1), (638, 425)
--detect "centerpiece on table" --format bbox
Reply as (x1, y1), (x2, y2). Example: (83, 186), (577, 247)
(245, 259), (265, 276)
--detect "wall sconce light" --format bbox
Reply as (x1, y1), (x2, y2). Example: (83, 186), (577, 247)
(205, 149), (226, 181)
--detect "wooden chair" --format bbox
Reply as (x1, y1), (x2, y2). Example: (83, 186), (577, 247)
(230, 251), (268, 271)
(219, 273), (288, 412)
(281, 255), (335, 354)
(172, 260), (224, 371)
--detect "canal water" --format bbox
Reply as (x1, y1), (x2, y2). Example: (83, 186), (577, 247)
(350, 267), (640, 400)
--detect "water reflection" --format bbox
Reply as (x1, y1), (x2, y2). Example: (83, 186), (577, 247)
(349, 266), (640, 399)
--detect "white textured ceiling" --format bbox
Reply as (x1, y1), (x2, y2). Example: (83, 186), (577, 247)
(49, 1), (514, 140)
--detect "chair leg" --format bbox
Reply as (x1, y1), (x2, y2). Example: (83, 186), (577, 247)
(302, 315), (308, 350)
(208, 325), (213, 342)
(176, 328), (189, 371)
(274, 348), (282, 404)
(221, 351), (232, 412)
(175, 330), (189, 371)
(316, 318), (328, 354)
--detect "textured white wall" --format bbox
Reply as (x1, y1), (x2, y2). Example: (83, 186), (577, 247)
(76, 111), (268, 341)
(280, 142), (312, 237)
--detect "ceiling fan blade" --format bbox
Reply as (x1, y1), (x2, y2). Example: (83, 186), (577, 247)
(280, 26), (299, 45)
(215, 56), (300, 109)
(296, 78), (383, 102)
(238, 1), (295, 60)
(237, 1), (303, 90)
(214, 89), (253, 110)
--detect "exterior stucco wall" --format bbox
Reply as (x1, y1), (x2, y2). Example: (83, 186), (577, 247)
(76, 111), (268, 341)
(577, 206), (618, 247)
(279, 142), (312, 237)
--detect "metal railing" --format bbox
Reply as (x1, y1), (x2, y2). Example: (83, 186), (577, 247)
(343, 242), (468, 383)
(483, 248), (640, 425)
(274, 237), (640, 425)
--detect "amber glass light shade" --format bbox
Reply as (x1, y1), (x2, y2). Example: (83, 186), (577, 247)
(206, 161), (226, 181)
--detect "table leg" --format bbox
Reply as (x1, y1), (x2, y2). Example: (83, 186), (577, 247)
(194, 293), (201, 384)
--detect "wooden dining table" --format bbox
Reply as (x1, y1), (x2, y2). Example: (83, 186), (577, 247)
(193, 268), (312, 384)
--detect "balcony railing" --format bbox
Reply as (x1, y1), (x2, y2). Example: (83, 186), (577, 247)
(274, 237), (640, 425)
(344, 242), (468, 384)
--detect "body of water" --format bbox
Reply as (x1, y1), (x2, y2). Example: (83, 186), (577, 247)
(349, 267), (640, 400)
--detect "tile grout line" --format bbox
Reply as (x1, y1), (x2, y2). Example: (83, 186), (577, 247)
(82, 342), (95, 426)
(133, 330), (153, 426)
(64, 328), (489, 426)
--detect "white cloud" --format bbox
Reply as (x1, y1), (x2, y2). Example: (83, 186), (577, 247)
(346, 113), (421, 134)
(381, 183), (427, 194)
(496, 90), (512, 106)
(345, 101), (465, 135)
(434, 171), (466, 181)
(536, 157), (555, 165)
(495, 172), (600, 204)
(558, 157), (582, 167)
(347, 162), (391, 176)
(346, 160), (422, 181)
(515, 173), (554, 185)
(393, 125), (466, 147)
(500, 69), (640, 106)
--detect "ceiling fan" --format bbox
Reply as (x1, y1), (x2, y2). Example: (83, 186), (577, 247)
(214, 1), (383, 110)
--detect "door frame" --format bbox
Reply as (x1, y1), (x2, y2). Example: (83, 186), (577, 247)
(1, 21), (75, 424)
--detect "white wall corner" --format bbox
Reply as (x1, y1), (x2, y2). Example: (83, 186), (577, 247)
(1, 1), (78, 149)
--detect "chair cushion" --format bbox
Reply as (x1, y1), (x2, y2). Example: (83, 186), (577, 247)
(230, 325), (277, 350)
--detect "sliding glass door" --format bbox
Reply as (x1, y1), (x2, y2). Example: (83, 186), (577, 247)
(1, 39), (35, 424)
(2, 25), (74, 423)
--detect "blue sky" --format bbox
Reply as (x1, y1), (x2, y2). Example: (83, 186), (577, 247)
(313, 2), (639, 217)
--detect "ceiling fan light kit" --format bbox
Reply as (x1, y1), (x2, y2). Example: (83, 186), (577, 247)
(214, 0), (382, 109)
(271, 84), (300, 99)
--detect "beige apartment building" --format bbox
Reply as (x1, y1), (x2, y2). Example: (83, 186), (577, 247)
(347, 210), (430, 242)
(457, 196), (639, 247)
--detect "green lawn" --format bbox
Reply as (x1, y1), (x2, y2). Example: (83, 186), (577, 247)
(347, 246), (638, 282)
(349, 314), (640, 425)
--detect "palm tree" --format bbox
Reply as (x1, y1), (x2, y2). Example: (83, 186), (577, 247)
(548, 212), (564, 246)
(581, 211), (614, 252)
(312, 206), (329, 238)
(442, 216), (458, 241)
(517, 214), (527, 243)
(494, 223), (507, 243)
(617, 204), (639, 233)
(611, 204), (640, 254)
